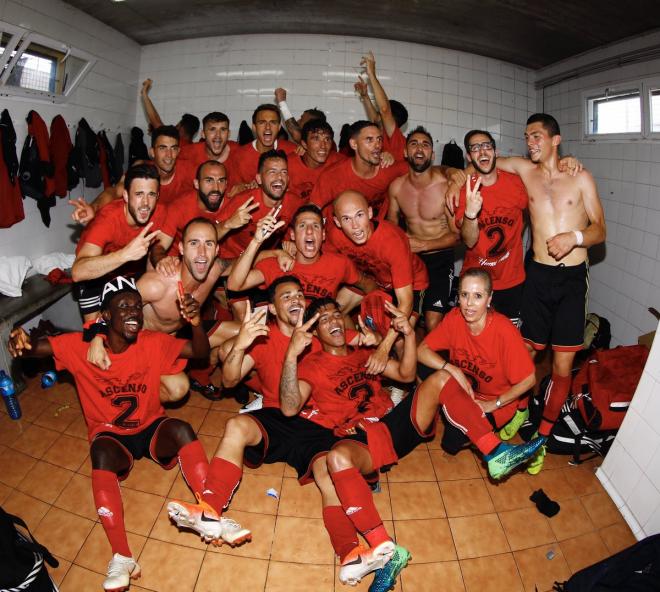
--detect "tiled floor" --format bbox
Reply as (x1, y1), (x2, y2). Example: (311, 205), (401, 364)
(1, 373), (637, 592)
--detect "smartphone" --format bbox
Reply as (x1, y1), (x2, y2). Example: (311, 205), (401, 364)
(253, 304), (269, 325)
(262, 204), (283, 237)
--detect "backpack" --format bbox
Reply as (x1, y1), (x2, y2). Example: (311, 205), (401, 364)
(573, 345), (648, 431)
(0, 506), (59, 591)
(553, 533), (660, 591)
(440, 139), (465, 169)
(583, 313), (612, 351)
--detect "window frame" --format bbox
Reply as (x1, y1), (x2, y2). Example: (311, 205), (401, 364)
(0, 21), (96, 103)
(582, 76), (660, 142)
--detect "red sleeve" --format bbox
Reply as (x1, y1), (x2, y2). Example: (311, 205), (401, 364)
(154, 203), (176, 237)
(385, 227), (414, 289)
(254, 257), (279, 288)
(454, 186), (467, 225)
(343, 257), (361, 285)
(382, 126), (406, 160)
(48, 333), (83, 372)
(151, 332), (188, 374)
(422, 310), (455, 352)
(297, 354), (319, 387)
(80, 208), (115, 250)
(512, 174), (529, 210)
(499, 318), (535, 385)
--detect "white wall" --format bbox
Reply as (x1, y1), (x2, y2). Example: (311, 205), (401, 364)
(138, 34), (536, 159)
(536, 30), (660, 346)
(0, 0), (140, 260)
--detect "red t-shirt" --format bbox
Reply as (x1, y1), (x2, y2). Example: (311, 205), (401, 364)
(382, 126), (406, 160)
(166, 190), (221, 255)
(298, 347), (392, 431)
(158, 160), (196, 205)
(326, 220), (428, 291)
(455, 171), (527, 290)
(217, 188), (305, 258)
(48, 331), (187, 440)
(309, 158), (408, 219)
(287, 152), (346, 200)
(422, 308), (533, 400)
(255, 251), (360, 299)
(248, 323), (321, 409)
(77, 199), (175, 256)
(231, 139), (298, 185)
(178, 140), (239, 187)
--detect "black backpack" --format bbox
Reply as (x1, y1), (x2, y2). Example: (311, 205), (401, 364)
(553, 533), (660, 591)
(0, 506), (59, 591)
(440, 139), (465, 169)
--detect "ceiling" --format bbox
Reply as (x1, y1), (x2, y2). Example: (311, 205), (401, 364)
(63, 0), (660, 69)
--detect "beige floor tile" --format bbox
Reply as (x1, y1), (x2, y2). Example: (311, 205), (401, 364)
(401, 561), (465, 591)
(394, 517), (457, 562)
(440, 478), (494, 517)
(389, 480), (445, 519)
(137, 539), (204, 592)
(461, 552), (524, 592)
(449, 514), (510, 559)
(514, 544), (572, 592)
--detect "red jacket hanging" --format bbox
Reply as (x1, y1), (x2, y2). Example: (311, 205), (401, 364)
(49, 115), (73, 198)
(0, 109), (25, 228)
(26, 110), (56, 198)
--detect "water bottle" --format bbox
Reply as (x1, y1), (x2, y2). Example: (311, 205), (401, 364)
(0, 370), (21, 420)
(41, 371), (57, 389)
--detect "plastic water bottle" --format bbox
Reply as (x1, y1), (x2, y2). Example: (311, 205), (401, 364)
(41, 371), (57, 389)
(0, 370), (21, 420)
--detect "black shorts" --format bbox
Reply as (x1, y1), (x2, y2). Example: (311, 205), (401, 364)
(520, 260), (588, 352)
(417, 250), (454, 314)
(243, 408), (339, 484)
(491, 282), (523, 328)
(93, 416), (176, 479)
(440, 411), (498, 455)
(341, 388), (436, 472)
(175, 319), (222, 339)
(76, 278), (106, 315)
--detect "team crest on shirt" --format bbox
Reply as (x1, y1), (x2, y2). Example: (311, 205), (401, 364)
(451, 349), (495, 391)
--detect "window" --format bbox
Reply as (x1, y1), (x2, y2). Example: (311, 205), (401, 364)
(0, 21), (95, 103)
(650, 87), (660, 133)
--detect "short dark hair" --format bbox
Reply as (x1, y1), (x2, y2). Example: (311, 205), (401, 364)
(406, 125), (433, 145)
(258, 149), (287, 173)
(464, 129), (496, 153)
(267, 275), (302, 303)
(292, 203), (323, 226)
(526, 113), (561, 136)
(459, 267), (493, 295)
(350, 120), (379, 140)
(202, 112), (230, 128)
(182, 217), (217, 242)
(124, 163), (160, 192)
(151, 125), (180, 148)
(252, 104), (281, 124)
(301, 119), (334, 143)
(303, 108), (327, 123)
(304, 297), (339, 325)
(196, 159), (226, 181)
(389, 100), (408, 128)
(179, 114), (200, 139)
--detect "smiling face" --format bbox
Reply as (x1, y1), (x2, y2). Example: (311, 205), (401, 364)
(179, 221), (218, 282)
(253, 108), (281, 149)
(458, 275), (492, 326)
(466, 132), (496, 175)
(269, 281), (305, 326)
(194, 162), (227, 212)
(302, 129), (332, 166)
(104, 291), (143, 342)
(405, 132), (434, 173)
(314, 302), (346, 348)
(524, 121), (559, 164)
(333, 191), (373, 245)
(149, 134), (179, 175)
(257, 156), (288, 201)
(203, 119), (230, 157)
(290, 210), (324, 261)
(124, 177), (159, 226)
(350, 125), (382, 167)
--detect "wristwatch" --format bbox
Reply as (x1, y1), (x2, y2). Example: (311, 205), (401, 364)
(495, 397), (502, 408)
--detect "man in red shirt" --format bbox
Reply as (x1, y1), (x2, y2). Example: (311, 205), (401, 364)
(7, 276), (246, 591)
(310, 120), (408, 220)
(72, 164), (176, 321)
(231, 104), (298, 186)
(447, 130), (528, 326)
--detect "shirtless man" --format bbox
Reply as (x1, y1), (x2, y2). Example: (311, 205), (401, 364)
(465, 113), (606, 473)
(388, 127), (460, 331)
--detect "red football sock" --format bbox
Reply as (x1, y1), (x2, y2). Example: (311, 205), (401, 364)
(201, 457), (242, 515)
(539, 373), (572, 436)
(92, 469), (131, 557)
(439, 376), (500, 454)
(177, 439), (209, 496)
(331, 468), (390, 548)
(322, 505), (360, 561)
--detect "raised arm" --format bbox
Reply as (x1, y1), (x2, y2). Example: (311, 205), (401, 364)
(8, 328), (53, 358)
(274, 88), (302, 145)
(382, 301), (416, 383)
(354, 75), (379, 124)
(361, 52), (395, 137)
(140, 79), (165, 131)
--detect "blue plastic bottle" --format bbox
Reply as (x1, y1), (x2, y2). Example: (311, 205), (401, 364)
(0, 370), (21, 420)
(41, 371), (57, 389)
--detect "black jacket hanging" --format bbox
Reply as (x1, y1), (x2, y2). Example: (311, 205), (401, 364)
(128, 126), (149, 167)
(72, 118), (102, 188)
(114, 132), (125, 179)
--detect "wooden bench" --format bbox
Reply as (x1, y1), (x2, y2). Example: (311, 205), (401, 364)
(0, 274), (72, 393)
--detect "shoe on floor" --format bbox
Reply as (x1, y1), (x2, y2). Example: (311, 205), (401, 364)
(527, 433), (547, 475)
(486, 437), (546, 480)
(339, 540), (396, 586)
(368, 544), (411, 592)
(189, 378), (222, 401)
(103, 553), (140, 591)
(239, 393), (264, 414)
(498, 408), (529, 440)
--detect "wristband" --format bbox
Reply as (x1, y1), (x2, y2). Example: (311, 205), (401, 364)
(82, 320), (109, 343)
(464, 212), (478, 220)
(573, 230), (584, 246)
(278, 100), (294, 122)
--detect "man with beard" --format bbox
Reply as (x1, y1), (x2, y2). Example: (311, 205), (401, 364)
(310, 120), (408, 220)
(445, 130), (528, 327)
(7, 276), (216, 591)
(70, 126), (196, 224)
(72, 164), (176, 321)
(388, 127), (460, 332)
(231, 104), (298, 186)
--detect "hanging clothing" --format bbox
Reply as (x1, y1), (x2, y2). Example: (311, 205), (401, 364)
(49, 115), (73, 198)
(128, 127), (148, 167)
(72, 118), (102, 188)
(113, 133), (124, 180)
(0, 109), (25, 228)
(97, 130), (120, 187)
